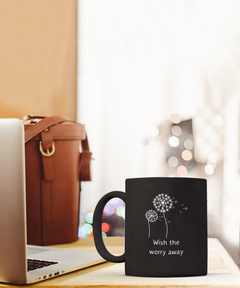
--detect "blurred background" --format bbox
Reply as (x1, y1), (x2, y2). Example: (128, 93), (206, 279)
(0, 0), (239, 266)
(78, 0), (240, 266)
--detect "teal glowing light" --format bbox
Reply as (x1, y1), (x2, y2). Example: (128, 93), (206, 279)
(102, 232), (107, 238)
(83, 223), (93, 235)
(85, 212), (93, 224)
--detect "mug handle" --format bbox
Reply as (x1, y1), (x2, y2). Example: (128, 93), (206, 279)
(93, 191), (126, 263)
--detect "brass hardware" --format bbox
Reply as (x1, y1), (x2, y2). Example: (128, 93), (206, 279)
(39, 141), (55, 157)
(45, 128), (49, 132)
(22, 115), (32, 123)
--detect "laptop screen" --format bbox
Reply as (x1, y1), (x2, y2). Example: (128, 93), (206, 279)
(0, 119), (27, 284)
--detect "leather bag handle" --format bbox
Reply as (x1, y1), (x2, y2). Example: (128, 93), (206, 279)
(24, 115), (74, 143)
(24, 115), (90, 154)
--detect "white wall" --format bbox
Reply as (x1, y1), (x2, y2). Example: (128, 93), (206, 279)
(77, 0), (240, 213)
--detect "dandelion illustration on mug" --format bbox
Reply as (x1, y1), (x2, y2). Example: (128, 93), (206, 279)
(145, 193), (188, 239)
(145, 210), (158, 238)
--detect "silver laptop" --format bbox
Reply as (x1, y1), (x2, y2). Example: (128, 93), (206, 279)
(0, 118), (104, 285)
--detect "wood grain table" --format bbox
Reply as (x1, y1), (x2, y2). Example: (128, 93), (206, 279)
(1, 237), (240, 287)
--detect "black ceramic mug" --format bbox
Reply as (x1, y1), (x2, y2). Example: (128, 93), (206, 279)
(93, 177), (207, 277)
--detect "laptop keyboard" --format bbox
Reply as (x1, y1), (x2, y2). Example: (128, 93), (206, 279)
(27, 259), (58, 271)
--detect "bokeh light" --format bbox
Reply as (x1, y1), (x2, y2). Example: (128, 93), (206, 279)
(85, 212), (93, 224)
(116, 206), (125, 219)
(177, 165), (188, 176)
(171, 125), (182, 136)
(205, 164), (214, 175)
(170, 113), (181, 124)
(109, 198), (123, 208)
(79, 197), (126, 238)
(184, 139), (194, 150)
(78, 227), (86, 238)
(181, 150), (192, 161)
(104, 203), (115, 215)
(168, 136), (179, 147)
(168, 156), (179, 167)
(147, 126), (159, 137)
(207, 159), (217, 168)
(102, 232), (107, 238)
(83, 223), (93, 235)
(102, 223), (110, 233)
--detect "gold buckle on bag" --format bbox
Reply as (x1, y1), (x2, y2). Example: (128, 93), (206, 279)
(39, 141), (55, 157)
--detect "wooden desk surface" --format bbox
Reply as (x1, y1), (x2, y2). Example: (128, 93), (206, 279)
(2, 237), (240, 287)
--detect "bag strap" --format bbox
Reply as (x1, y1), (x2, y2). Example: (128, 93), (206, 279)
(23, 115), (92, 182)
(79, 135), (92, 181)
(24, 115), (72, 143)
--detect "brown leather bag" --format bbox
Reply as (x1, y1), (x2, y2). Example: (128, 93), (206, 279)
(23, 115), (91, 245)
